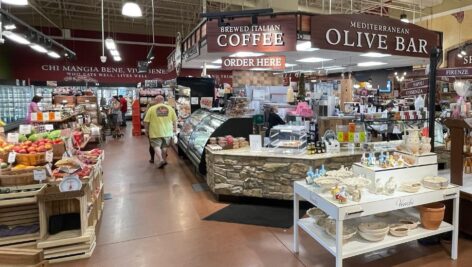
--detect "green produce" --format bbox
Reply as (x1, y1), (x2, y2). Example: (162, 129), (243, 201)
(19, 134), (27, 142)
(40, 132), (49, 139)
(48, 130), (61, 140)
(0, 162), (8, 169)
(28, 134), (39, 142)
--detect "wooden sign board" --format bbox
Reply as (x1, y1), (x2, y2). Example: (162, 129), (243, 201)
(311, 14), (440, 58)
(206, 15), (297, 53)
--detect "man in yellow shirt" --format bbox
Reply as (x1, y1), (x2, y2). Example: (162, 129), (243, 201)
(144, 95), (177, 168)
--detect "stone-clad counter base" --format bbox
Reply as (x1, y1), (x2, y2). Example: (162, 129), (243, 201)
(206, 148), (362, 200)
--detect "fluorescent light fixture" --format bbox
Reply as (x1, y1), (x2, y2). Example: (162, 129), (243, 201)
(1, 0), (28, 5)
(230, 52), (264, 57)
(2, 31), (30, 45)
(30, 43), (48, 53)
(324, 66), (345, 70)
(296, 41), (319, 52)
(400, 13), (409, 23)
(201, 64), (220, 69)
(296, 57), (332, 63)
(105, 37), (116, 50)
(360, 52), (391, 58)
(357, 61), (387, 67)
(110, 50), (120, 56)
(285, 63), (297, 67)
(3, 23), (16, 30)
(113, 56), (122, 62)
(212, 59), (222, 64)
(47, 51), (61, 58)
(122, 1), (142, 17)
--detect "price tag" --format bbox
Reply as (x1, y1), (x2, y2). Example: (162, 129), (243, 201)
(62, 151), (70, 159)
(7, 133), (19, 144)
(7, 152), (16, 164)
(54, 112), (61, 121)
(19, 125), (32, 135)
(44, 124), (54, 131)
(45, 150), (54, 162)
(45, 163), (53, 177)
(33, 169), (47, 182)
(337, 132), (344, 142)
(31, 113), (38, 122)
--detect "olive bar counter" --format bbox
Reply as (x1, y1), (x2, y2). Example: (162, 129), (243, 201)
(205, 142), (448, 200)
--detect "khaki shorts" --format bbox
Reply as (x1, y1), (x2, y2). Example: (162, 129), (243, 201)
(150, 137), (171, 149)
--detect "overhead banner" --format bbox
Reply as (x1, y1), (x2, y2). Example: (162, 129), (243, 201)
(447, 42), (472, 67)
(401, 78), (429, 97)
(311, 14), (440, 58)
(221, 56), (286, 70)
(206, 15), (297, 53)
(437, 67), (472, 77)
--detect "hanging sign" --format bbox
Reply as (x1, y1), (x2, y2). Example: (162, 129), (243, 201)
(401, 78), (429, 97)
(206, 15), (297, 53)
(447, 42), (472, 67)
(437, 67), (472, 77)
(311, 14), (440, 58)
(221, 56), (286, 70)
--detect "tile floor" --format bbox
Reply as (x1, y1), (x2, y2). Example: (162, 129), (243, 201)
(56, 128), (472, 267)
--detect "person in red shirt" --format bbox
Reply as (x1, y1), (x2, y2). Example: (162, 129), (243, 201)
(119, 95), (127, 126)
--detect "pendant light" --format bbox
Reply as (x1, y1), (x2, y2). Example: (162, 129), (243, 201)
(400, 13), (409, 23)
(122, 1), (142, 18)
(1, 0), (28, 6)
(2, 31), (30, 45)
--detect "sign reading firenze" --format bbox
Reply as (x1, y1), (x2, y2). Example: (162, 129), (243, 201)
(311, 14), (440, 58)
(206, 15), (297, 53)
(221, 56), (286, 70)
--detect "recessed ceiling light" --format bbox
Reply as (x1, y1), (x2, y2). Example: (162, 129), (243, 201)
(202, 64), (220, 69)
(296, 41), (319, 52)
(212, 59), (222, 64)
(30, 44), (48, 53)
(297, 57), (332, 63)
(357, 61), (387, 67)
(2, 31), (30, 45)
(230, 52), (264, 57)
(122, 1), (142, 17)
(1, 0), (28, 6)
(360, 52), (391, 58)
(47, 51), (61, 58)
(285, 63), (297, 67)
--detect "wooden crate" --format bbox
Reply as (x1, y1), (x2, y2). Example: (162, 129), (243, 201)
(0, 247), (44, 265)
(76, 96), (97, 104)
(53, 96), (76, 106)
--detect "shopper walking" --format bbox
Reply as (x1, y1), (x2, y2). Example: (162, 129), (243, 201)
(144, 99), (158, 163)
(111, 96), (123, 138)
(144, 95), (177, 168)
(119, 95), (128, 126)
(26, 96), (42, 123)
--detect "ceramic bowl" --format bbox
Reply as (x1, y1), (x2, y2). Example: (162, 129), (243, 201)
(314, 177), (341, 191)
(316, 217), (333, 228)
(342, 176), (371, 190)
(326, 223), (357, 243)
(306, 208), (327, 222)
(399, 182), (422, 193)
(389, 224), (409, 237)
(423, 176), (449, 190)
(358, 229), (388, 242)
(358, 222), (389, 234)
(398, 218), (420, 230)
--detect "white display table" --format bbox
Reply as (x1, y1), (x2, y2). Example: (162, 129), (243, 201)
(293, 181), (460, 267)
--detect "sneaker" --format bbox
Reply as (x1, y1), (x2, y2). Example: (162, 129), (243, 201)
(157, 161), (165, 169)
(163, 161), (168, 166)
(149, 160), (154, 164)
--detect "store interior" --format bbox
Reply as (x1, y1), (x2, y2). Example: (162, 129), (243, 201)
(1, 0), (472, 266)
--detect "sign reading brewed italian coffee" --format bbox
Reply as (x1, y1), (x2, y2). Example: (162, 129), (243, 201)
(401, 78), (429, 97)
(311, 14), (439, 58)
(221, 56), (286, 70)
(206, 15), (297, 53)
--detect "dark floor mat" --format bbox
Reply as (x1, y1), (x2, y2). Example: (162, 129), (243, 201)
(192, 183), (210, 192)
(203, 203), (307, 228)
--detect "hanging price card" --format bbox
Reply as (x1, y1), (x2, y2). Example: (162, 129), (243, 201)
(19, 125), (32, 135)
(42, 112), (50, 121)
(33, 169), (47, 182)
(7, 152), (16, 164)
(7, 133), (19, 144)
(31, 113), (38, 121)
(45, 150), (54, 162)
(54, 112), (61, 121)
(44, 124), (54, 131)
(45, 163), (53, 177)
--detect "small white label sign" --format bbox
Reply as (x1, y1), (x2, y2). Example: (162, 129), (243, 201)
(45, 150), (54, 162)
(33, 169), (47, 182)
(7, 133), (19, 144)
(31, 113), (38, 121)
(7, 152), (16, 164)
(44, 124), (54, 131)
(43, 112), (50, 121)
(249, 134), (262, 151)
(19, 125), (32, 135)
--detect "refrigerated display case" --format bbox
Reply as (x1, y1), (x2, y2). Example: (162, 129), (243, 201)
(34, 86), (53, 110)
(0, 85), (34, 130)
(178, 109), (253, 174)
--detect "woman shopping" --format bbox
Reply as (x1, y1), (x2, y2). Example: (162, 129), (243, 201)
(110, 96), (123, 138)
(26, 96), (42, 123)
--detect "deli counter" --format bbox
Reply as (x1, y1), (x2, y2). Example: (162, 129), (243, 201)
(178, 109), (253, 174)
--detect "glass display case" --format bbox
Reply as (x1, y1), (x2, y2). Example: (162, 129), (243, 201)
(188, 114), (226, 158)
(179, 109), (211, 149)
(0, 85), (34, 126)
(269, 125), (307, 154)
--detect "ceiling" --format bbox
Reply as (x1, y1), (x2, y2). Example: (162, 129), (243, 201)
(0, 0), (459, 39)
(183, 41), (430, 74)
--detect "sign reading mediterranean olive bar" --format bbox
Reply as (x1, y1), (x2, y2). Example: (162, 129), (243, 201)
(221, 56), (286, 70)
(311, 14), (440, 58)
(206, 15), (297, 53)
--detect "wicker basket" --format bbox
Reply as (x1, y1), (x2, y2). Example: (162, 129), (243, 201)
(16, 152), (47, 166)
(0, 166), (47, 187)
(0, 151), (8, 162)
